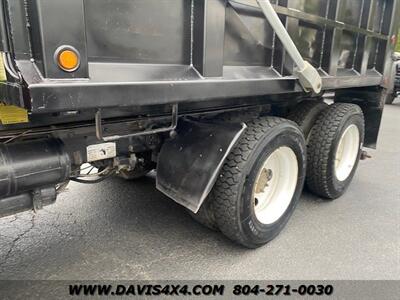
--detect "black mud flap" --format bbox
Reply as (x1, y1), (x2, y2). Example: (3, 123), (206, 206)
(156, 119), (246, 213)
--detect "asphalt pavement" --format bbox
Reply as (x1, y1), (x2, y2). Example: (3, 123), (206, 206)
(0, 102), (399, 280)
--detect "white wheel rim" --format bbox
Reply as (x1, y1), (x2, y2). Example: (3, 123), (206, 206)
(334, 124), (360, 182)
(253, 146), (298, 225)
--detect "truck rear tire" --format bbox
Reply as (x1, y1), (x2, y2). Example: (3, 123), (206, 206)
(188, 195), (218, 231)
(212, 117), (306, 248)
(307, 103), (364, 199)
(287, 100), (328, 139)
(384, 93), (396, 104)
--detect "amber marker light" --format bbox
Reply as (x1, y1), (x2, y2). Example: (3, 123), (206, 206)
(55, 46), (80, 72)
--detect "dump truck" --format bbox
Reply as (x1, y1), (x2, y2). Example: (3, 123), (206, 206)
(385, 51), (400, 103)
(0, 0), (398, 248)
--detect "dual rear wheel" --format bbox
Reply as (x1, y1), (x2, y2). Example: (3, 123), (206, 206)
(191, 102), (365, 248)
(306, 103), (364, 199)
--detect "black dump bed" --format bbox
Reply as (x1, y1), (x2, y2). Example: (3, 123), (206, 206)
(0, 0), (398, 124)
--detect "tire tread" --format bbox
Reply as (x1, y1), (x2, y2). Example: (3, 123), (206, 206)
(287, 101), (328, 137)
(306, 103), (364, 199)
(213, 117), (297, 246)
